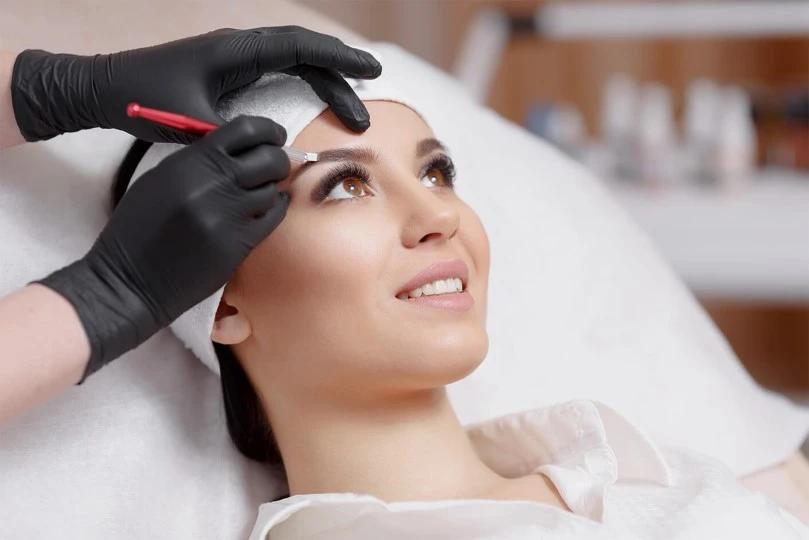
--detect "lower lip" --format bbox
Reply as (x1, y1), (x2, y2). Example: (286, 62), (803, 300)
(395, 290), (474, 312)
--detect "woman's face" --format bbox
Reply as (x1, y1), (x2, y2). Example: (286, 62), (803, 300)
(213, 101), (490, 408)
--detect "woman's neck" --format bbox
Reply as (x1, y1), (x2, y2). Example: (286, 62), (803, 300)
(269, 386), (506, 501)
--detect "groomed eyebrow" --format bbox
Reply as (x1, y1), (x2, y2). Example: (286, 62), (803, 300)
(416, 138), (447, 157)
(289, 137), (449, 184)
(315, 146), (379, 164)
(300, 138), (448, 168)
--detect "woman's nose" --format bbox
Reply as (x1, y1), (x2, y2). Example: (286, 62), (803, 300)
(397, 180), (461, 248)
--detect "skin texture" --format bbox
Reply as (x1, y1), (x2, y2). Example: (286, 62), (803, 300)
(0, 284), (88, 425)
(211, 101), (569, 509)
(1, 51), (25, 147)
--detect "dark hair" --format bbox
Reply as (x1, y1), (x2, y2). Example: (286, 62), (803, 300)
(113, 140), (283, 466)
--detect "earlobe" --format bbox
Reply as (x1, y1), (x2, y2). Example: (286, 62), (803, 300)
(211, 298), (252, 345)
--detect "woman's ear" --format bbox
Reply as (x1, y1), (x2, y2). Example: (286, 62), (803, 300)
(211, 294), (252, 345)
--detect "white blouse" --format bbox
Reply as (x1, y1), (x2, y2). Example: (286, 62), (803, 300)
(248, 400), (807, 539)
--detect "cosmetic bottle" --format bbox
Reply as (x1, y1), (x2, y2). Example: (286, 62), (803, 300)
(637, 83), (677, 187)
(683, 78), (720, 185)
(600, 73), (638, 180)
(715, 87), (756, 193)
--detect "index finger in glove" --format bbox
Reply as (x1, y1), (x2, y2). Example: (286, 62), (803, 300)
(290, 65), (371, 132)
(232, 144), (291, 189)
(252, 26), (382, 79)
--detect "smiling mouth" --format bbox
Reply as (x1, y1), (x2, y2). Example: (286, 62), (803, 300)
(394, 258), (473, 311)
(395, 277), (465, 300)
(394, 278), (474, 313)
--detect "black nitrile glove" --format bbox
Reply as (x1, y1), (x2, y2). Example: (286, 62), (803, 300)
(11, 26), (381, 143)
(32, 116), (290, 382)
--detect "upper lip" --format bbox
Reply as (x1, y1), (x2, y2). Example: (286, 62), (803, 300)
(396, 258), (469, 296)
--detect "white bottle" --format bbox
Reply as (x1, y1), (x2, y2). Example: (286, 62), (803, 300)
(683, 78), (720, 184)
(600, 73), (638, 180)
(637, 83), (677, 187)
(715, 87), (756, 193)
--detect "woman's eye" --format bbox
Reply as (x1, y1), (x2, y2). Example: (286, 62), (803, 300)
(326, 176), (371, 200)
(421, 167), (449, 188)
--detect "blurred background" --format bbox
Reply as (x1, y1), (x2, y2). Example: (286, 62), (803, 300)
(300, 0), (809, 400)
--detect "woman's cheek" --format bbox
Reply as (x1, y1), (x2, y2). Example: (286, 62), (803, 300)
(275, 208), (382, 294)
(458, 201), (488, 258)
(459, 206), (490, 311)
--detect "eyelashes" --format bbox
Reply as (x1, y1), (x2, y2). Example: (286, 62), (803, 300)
(422, 154), (456, 187)
(311, 162), (371, 203)
(310, 154), (457, 204)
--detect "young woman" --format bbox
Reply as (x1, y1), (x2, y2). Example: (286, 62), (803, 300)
(115, 95), (807, 539)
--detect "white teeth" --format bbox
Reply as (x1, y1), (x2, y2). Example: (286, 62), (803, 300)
(399, 277), (464, 300)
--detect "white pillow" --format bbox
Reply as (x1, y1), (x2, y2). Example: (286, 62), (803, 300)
(0, 43), (806, 540)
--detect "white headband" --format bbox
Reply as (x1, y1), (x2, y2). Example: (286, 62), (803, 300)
(129, 51), (424, 374)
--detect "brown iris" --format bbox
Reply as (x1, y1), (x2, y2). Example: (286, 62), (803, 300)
(341, 177), (367, 197)
(423, 167), (449, 187)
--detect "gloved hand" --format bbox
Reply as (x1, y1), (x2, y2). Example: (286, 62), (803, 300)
(32, 115), (290, 382)
(11, 26), (381, 143)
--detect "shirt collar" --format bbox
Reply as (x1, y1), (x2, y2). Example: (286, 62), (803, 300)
(466, 399), (673, 520)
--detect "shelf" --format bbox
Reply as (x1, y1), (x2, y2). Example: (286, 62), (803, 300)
(606, 169), (809, 303)
(537, 1), (809, 39)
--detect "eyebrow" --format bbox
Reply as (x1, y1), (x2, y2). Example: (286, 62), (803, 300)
(416, 138), (447, 157)
(295, 137), (448, 173)
(315, 146), (378, 164)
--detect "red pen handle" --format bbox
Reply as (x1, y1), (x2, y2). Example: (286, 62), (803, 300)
(126, 102), (217, 136)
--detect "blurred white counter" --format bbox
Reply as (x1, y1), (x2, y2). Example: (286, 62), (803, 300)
(606, 169), (809, 303)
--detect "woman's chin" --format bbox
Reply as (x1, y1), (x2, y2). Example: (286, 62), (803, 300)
(399, 329), (489, 386)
